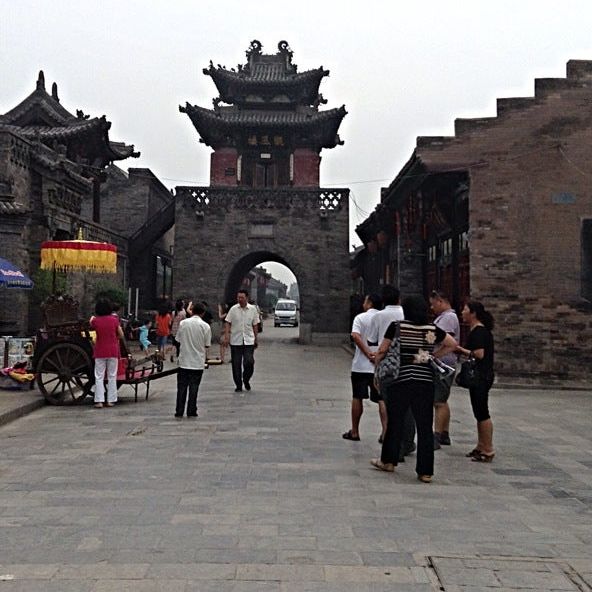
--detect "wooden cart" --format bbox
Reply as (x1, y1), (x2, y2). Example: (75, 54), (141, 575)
(34, 295), (176, 405)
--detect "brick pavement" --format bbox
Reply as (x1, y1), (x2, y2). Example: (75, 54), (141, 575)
(0, 332), (590, 591)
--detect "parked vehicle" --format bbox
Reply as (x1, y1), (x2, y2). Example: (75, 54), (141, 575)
(274, 299), (299, 327)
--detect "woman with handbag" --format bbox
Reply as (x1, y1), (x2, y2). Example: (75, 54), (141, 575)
(371, 295), (457, 483)
(455, 301), (495, 462)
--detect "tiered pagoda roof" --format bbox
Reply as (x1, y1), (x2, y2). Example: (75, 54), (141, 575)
(203, 40), (329, 106)
(0, 71), (139, 167)
(181, 40), (346, 151)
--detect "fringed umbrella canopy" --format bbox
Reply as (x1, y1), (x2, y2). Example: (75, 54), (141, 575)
(40, 239), (117, 273)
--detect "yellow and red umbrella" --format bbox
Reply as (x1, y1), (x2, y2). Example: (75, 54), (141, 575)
(40, 231), (117, 292)
(40, 239), (117, 273)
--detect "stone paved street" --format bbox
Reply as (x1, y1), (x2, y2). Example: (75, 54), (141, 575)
(0, 330), (591, 591)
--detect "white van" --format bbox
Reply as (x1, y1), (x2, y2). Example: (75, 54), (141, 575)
(274, 299), (298, 327)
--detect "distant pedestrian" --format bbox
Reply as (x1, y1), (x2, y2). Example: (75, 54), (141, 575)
(217, 302), (229, 362)
(175, 301), (211, 418)
(342, 293), (382, 442)
(371, 295), (457, 483)
(90, 298), (124, 408)
(223, 289), (259, 392)
(455, 301), (496, 463)
(429, 290), (460, 448)
(138, 318), (152, 351)
(154, 302), (172, 356)
(170, 299), (186, 361)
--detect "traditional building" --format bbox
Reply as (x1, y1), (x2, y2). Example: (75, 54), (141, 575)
(0, 72), (171, 333)
(175, 40), (350, 341)
(353, 60), (592, 383)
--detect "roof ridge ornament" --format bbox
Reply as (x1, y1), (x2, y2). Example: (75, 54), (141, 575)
(246, 40), (262, 59)
(278, 40), (293, 57)
(37, 70), (45, 91)
(51, 82), (59, 102)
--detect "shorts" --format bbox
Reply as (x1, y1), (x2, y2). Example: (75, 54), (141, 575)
(351, 372), (380, 403)
(434, 371), (455, 403)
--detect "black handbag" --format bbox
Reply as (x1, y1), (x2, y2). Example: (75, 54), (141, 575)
(455, 354), (480, 388)
(374, 322), (401, 390)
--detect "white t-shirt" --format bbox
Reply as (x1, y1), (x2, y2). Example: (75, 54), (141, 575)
(369, 305), (405, 345)
(177, 315), (212, 370)
(433, 308), (460, 367)
(225, 303), (260, 346)
(351, 308), (379, 374)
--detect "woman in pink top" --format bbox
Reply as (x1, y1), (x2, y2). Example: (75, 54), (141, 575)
(90, 299), (124, 408)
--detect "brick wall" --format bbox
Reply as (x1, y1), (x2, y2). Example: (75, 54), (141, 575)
(415, 61), (592, 383)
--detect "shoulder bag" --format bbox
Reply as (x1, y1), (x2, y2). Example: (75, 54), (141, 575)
(455, 354), (480, 388)
(374, 322), (401, 390)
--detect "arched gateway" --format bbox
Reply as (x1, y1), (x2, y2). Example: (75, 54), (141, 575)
(174, 40), (350, 342)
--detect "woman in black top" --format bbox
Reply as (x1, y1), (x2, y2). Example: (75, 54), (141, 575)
(456, 301), (495, 462)
(372, 296), (457, 483)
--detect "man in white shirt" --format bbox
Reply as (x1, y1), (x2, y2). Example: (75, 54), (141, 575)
(342, 293), (381, 441)
(223, 289), (260, 392)
(429, 289), (460, 448)
(175, 301), (212, 418)
(368, 285), (404, 444)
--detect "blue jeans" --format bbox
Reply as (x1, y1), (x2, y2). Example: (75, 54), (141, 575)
(176, 368), (203, 416)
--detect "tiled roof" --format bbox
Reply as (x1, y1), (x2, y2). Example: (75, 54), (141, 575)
(0, 72), (139, 163)
(207, 65), (328, 85)
(182, 104), (345, 127)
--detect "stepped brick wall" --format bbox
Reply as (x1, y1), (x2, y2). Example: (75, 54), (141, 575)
(417, 60), (592, 382)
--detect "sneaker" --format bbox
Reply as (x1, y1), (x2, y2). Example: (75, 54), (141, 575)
(439, 432), (451, 446)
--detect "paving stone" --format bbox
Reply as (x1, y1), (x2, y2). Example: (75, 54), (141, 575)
(0, 340), (590, 588)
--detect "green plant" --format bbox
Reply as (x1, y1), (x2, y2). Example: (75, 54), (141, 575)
(31, 268), (68, 303)
(94, 280), (127, 308)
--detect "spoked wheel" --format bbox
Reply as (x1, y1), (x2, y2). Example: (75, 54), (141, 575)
(36, 342), (93, 405)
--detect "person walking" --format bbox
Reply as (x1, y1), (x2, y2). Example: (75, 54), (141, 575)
(371, 295), (457, 483)
(429, 289), (460, 448)
(90, 298), (124, 408)
(342, 293), (382, 442)
(175, 301), (211, 418)
(455, 301), (496, 462)
(223, 289), (259, 392)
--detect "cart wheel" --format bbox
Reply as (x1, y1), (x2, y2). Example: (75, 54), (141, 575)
(36, 342), (93, 405)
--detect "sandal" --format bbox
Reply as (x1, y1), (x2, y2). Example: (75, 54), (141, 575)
(342, 430), (360, 441)
(370, 459), (395, 472)
(465, 448), (481, 458)
(417, 474), (432, 483)
(472, 451), (495, 463)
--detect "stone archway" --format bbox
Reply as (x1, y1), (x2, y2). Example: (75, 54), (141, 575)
(224, 250), (295, 306)
(173, 187), (350, 343)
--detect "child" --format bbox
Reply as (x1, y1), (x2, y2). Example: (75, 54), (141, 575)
(138, 319), (152, 351)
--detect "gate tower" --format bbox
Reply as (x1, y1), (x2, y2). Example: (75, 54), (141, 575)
(175, 40), (350, 341)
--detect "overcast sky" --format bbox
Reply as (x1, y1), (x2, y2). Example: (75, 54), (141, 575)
(2, 1), (592, 286)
